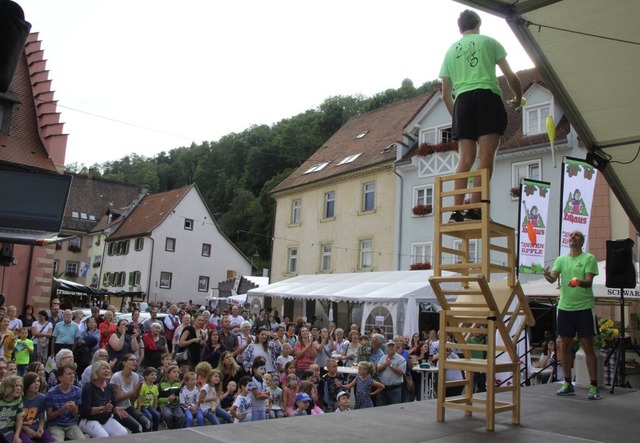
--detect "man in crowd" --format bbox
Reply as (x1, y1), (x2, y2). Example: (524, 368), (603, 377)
(376, 341), (407, 406)
(51, 309), (80, 355)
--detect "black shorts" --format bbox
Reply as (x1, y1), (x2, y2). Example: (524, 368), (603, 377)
(556, 308), (597, 339)
(452, 89), (507, 141)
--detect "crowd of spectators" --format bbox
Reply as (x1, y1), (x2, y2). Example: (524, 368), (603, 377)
(0, 299), (448, 441)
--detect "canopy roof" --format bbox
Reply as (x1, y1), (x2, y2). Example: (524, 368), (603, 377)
(247, 270), (453, 304)
(456, 0), (640, 232)
(54, 278), (143, 298)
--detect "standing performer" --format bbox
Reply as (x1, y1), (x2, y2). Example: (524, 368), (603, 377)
(440, 9), (522, 222)
(543, 230), (600, 400)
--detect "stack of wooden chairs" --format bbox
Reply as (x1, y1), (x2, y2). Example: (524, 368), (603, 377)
(429, 169), (535, 431)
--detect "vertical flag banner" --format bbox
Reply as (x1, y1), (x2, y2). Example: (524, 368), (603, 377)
(518, 179), (551, 274)
(559, 157), (598, 256)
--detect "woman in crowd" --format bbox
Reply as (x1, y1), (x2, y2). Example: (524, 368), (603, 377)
(18, 305), (36, 339)
(81, 349), (116, 387)
(177, 314), (206, 372)
(201, 328), (226, 368)
(216, 351), (242, 391)
(129, 310), (143, 333)
(26, 362), (47, 394)
(294, 326), (317, 378)
(242, 327), (280, 374)
(79, 361), (129, 438)
(409, 333), (422, 356)
(141, 322), (168, 370)
(106, 320), (139, 365)
(235, 321), (254, 369)
(173, 313), (191, 354)
(47, 349), (77, 388)
(31, 311), (52, 364)
(342, 329), (361, 367)
(98, 311), (116, 350)
(75, 318), (100, 377)
(0, 316), (15, 361)
(110, 354), (150, 433)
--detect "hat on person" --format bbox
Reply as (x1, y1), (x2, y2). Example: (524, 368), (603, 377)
(336, 390), (350, 402)
(386, 340), (396, 347)
(294, 392), (312, 406)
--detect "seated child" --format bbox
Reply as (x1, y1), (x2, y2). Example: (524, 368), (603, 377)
(229, 376), (252, 423)
(265, 374), (283, 419)
(335, 390), (350, 412)
(292, 392), (311, 416)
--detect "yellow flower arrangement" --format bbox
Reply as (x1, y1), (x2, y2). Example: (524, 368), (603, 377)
(594, 317), (619, 349)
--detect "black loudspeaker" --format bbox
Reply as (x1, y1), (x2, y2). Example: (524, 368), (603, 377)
(606, 239), (637, 289)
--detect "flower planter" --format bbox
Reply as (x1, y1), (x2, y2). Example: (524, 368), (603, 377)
(412, 204), (433, 216)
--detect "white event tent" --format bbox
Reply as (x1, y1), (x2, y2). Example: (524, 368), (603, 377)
(247, 270), (459, 337)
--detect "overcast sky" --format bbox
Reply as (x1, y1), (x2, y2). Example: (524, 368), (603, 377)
(18, 0), (533, 167)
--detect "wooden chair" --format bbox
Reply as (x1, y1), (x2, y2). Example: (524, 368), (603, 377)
(429, 274), (535, 431)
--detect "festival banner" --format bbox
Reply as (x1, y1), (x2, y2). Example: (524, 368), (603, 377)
(517, 179), (551, 275)
(559, 157), (598, 256)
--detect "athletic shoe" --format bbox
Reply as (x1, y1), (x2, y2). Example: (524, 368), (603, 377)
(587, 385), (601, 400)
(556, 382), (575, 396)
(448, 211), (465, 223)
(464, 208), (482, 221)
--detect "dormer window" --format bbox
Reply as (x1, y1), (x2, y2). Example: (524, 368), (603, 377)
(337, 153), (362, 165)
(524, 103), (551, 135)
(303, 161), (330, 174)
(0, 92), (19, 135)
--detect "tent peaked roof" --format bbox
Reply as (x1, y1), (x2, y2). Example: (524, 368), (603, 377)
(247, 270), (456, 304)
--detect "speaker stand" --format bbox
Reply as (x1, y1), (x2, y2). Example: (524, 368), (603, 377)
(603, 288), (640, 393)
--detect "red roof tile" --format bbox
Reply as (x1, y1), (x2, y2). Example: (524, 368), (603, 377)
(108, 185), (193, 240)
(0, 33), (67, 172)
(271, 92), (436, 194)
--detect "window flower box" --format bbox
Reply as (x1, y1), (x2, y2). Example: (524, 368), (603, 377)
(412, 204), (433, 216)
(416, 140), (458, 157)
(92, 262), (101, 268)
(509, 187), (521, 198)
(68, 245), (81, 253)
(410, 262), (432, 270)
(65, 271), (78, 278)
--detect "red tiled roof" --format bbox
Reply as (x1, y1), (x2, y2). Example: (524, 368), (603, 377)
(271, 92), (436, 194)
(108, 185), (193, 241)
(0, 33), (63, 172)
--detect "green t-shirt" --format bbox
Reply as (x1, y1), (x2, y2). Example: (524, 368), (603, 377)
(552, 252), (599, 311)
(439, 33), (506, 98)
(0, 396), (23, 438)
(138, 383), (158, 408)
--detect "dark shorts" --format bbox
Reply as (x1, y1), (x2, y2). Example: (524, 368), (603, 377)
(452, 89), (507, 140)
(557, 308), (597, 339)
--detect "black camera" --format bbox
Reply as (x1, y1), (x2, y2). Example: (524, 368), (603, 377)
(126, 324), (135, 335)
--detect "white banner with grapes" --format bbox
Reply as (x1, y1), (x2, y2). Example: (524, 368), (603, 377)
(559, 158), (598, 256)
(517, 179), (551, 275)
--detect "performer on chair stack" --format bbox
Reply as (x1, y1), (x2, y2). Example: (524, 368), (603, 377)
(439, 9), (522, 222)
(543, 230), (601, 400)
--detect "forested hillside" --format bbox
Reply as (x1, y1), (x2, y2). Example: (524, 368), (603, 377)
(66, 79), (440, 271)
